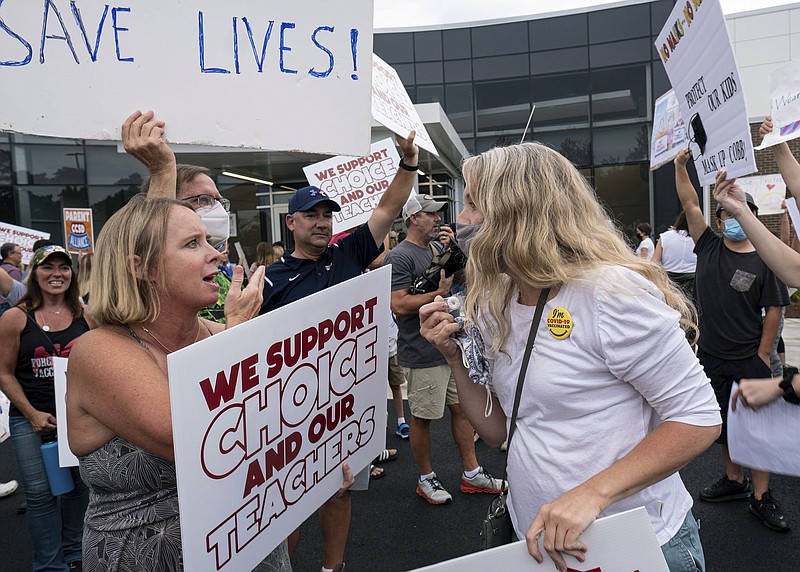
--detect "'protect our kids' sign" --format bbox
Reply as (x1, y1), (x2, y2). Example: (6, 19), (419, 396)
(303, 137), (400, 234)
(0, 0), (373, 156)
(655, 0), (756, 185)
(168, 268), (390, 572)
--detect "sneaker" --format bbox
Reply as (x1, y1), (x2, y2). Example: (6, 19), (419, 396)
(329, 563), (345, 572)
(416, 475), (452, 505)
(461, 467), (506, 494)
(750, 491), (791, 532)
(699, 475), (752, 502)
(0, 480), (18, 498)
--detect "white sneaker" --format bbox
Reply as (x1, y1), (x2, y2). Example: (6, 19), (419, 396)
(416, 475), (452, 505)
(461, 467), (506, 494)
(0, 480), (18, 498)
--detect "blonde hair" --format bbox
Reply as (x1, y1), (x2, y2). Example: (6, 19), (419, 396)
(89, 195), (193, 326)
(77, 253), (92, 300)
(462, 142), (697, 350)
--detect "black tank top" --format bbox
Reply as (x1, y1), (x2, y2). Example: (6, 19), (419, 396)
(11, 308), (90, 417)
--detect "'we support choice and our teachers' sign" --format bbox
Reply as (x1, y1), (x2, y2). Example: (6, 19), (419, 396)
(168, 268), (390, 572)
(0, 0), (373, 156)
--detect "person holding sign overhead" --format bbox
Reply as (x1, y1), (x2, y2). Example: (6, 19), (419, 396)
(64, 195), (294, 571)
(673, 149), (791, 533)
(419, 142), (721, 572)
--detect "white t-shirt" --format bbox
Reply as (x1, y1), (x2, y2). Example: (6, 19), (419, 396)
(636, 236), (655, 259)
(659, 230), (697, 274)
(483, 266), (720, 545)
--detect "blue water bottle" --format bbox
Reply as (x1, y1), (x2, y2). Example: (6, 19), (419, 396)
(40, 434), (74, 496)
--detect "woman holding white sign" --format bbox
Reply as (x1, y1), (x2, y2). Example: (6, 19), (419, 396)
(419, 143), (721, 572)
(63, 195), (301, 571)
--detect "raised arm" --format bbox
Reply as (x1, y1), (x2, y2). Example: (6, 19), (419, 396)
(367, 132), (419, 247)
(674, 150), (708, 242)
(652, 237), (663, 264)
(714, 172), (800, 286)
(761, 116), (800, 202)
(122, 110), (177, 199)
(0, 267), (12, 297)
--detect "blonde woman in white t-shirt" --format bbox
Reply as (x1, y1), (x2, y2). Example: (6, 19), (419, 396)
(419, 142), (721, 572)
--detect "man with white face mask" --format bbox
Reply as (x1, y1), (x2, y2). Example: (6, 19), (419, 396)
(123, 111), (240, 324)
(674, 149), (791, 533)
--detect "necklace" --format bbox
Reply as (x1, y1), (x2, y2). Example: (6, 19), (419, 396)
(38, 307), (67, 332)
(139, 321), (202, 354)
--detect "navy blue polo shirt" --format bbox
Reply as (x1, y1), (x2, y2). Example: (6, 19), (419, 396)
(260, 223), (383, 313)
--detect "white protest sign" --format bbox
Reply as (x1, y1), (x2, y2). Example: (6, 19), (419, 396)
(655, 0), (756, 185)
(0, 1), (373, 156)
(372, 54), (438, 156)
(650, 89), (688, 170)
(168, 268), (389, 572)
(787, 197), (800, 232)
(735, 174), (786, 215)
(303, 137), (400, 234)
(0, 222), (50, 265)
(411, 507), (668, 572)
(728, 383), (800, 477)
(0, 389), (10, 443)
(53, 357), (79, 468)
(756, 60), (800, 150)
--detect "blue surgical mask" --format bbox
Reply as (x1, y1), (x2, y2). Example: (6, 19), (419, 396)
(722, 218), (747, 242)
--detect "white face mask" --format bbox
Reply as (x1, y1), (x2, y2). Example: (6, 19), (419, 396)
(195, 201), (230, 248)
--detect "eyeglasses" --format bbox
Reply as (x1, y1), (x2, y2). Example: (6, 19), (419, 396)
(185, 194), (231, 212)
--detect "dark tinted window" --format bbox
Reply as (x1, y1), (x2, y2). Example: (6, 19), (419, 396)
(531, 47), (588, 75)
(445, 83), (474, 135)
(416, 61), (443, 84)
(393, 63), (415, 86)
(590, 38), (651, 67)
(594, 163), (650, 237)
(14, 145), (86, 185)
(84, 144), (149, 186)
(530, 13), (587, 50)
(414, 31), (442, 61)
(475, 79), (531, 134)
(416, 85), (445, 105)
(531, 72), (591, 128)
(472, 54), (528, 81)
(472, 22), (528, 57)
(593, 124), (650, 164)
(0, 145), (10, 184)
(444, 59), (472, 82)
(589, 4), (650, 43)
(443, 28), (471, 59)
(591, 65), (648, 122)
(651, 0), (676, 35)
(532, 129), (591, 167)
(373, 33), (414, 62)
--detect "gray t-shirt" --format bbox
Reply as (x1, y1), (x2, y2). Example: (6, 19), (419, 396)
(384, 240), (447, 369)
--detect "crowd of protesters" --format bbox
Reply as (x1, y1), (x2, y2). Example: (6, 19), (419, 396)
(1, 106), (799, 572)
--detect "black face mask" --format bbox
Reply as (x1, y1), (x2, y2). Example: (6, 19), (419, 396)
(455, 223), (481, 256)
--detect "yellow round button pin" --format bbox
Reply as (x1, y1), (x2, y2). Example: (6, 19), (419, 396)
(546, 307), (573, 339)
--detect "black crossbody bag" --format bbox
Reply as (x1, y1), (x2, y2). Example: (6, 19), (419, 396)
(480, 288), (550, 550)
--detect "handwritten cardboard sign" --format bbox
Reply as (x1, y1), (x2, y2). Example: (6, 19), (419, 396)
(410, 507), (668, 572)
(655, 0), (756, 185)
(62, 208), (94, 254)
(756, 59), (800, 150)
(372, 54), (438, 156)
(650, 89), (688, 170)
(0, 222), (51, 265)
(0, 0), (373, 156)
(168, 268), (389, 571)
(303, 137), (399, 234)
(735, 174), (786, 216)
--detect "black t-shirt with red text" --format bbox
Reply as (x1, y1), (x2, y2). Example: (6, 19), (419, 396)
(11, 308), (89, 417)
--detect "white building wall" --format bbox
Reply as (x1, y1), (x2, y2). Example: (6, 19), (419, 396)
(728, 4), (800, 120)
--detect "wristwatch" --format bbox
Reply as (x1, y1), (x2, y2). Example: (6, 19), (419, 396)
(779, 366), (800, 404)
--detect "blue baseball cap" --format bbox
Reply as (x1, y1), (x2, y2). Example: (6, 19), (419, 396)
(288, 186), (341, 215)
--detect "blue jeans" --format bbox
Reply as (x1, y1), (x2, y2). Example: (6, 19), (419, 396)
(10, 416), (89, 571)
(660, 511), (705, 572)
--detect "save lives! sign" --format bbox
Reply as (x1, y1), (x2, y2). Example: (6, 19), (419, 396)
(168, 268), (390, 571)
(0, 0), (374, 156)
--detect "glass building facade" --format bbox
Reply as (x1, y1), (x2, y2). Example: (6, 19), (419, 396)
(374, 0), (697, 238)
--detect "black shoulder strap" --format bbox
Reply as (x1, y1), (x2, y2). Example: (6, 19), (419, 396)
(501, 287), (550, 484)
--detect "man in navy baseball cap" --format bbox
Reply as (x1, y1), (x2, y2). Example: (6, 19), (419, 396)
(288, 186), (342, 215)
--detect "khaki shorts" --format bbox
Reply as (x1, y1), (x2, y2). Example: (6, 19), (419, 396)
(388, 355), (406, 389)
(404, 364), (459, 420)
